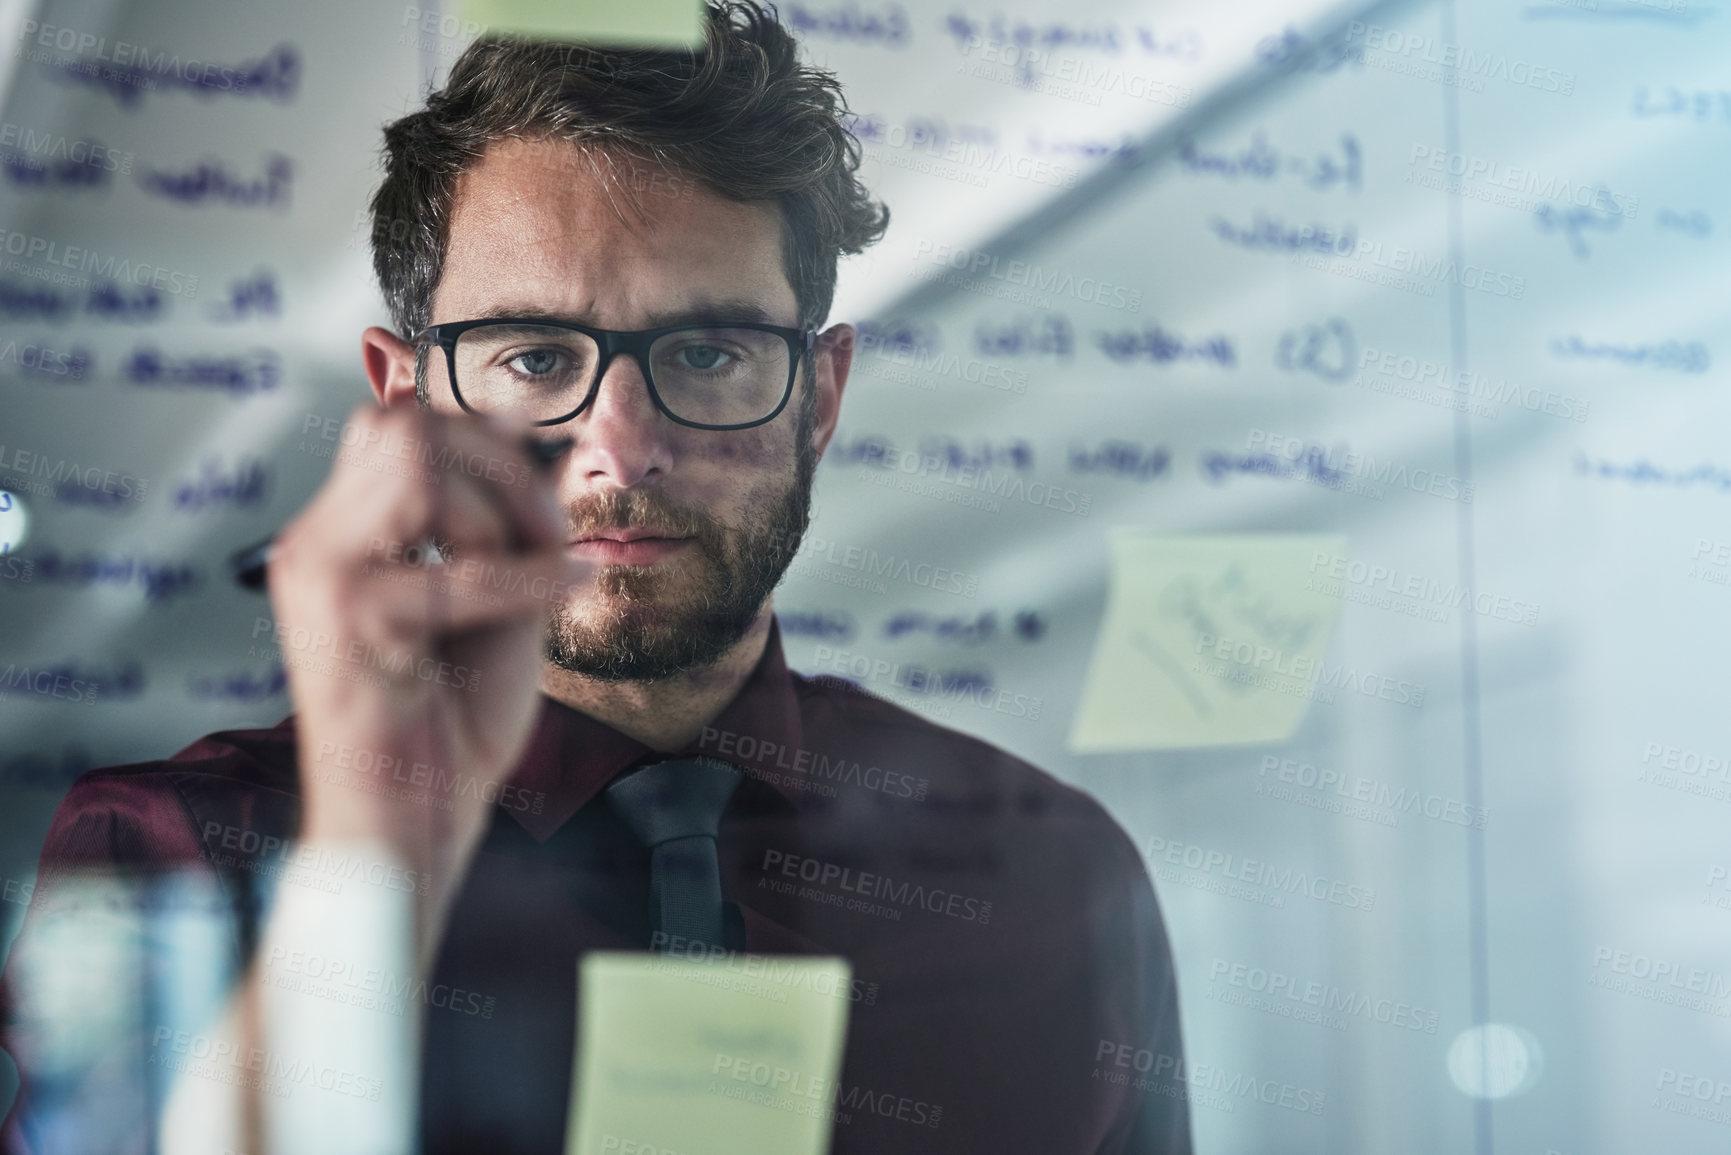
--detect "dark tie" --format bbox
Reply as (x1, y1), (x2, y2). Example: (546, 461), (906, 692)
(604, 756), (743, 953)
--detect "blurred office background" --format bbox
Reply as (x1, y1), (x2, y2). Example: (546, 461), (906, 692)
(0, 0), (1727, 1150)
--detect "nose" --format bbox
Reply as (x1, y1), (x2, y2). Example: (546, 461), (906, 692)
(567, 351), (674, 489)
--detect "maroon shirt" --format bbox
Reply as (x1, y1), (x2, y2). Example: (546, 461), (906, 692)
(1, 618), (1190, 1154)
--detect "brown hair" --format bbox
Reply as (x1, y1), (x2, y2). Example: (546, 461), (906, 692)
(368, 0), (888, 339)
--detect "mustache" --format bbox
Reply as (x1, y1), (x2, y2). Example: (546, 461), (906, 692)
(433, 491), (724, 564)
(565, 489), (721, 545)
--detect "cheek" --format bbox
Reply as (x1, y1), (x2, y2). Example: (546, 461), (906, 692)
(685, 424), (799, 474)
(678, 426), (798, 504)
(425, 390), (463, 416)
(416, 355), (462, 414)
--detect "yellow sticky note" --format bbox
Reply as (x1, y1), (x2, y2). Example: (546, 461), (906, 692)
(567, 953), (853, 1155)
(1069, 533), (1348, 751)
(458, 0), (705, 47)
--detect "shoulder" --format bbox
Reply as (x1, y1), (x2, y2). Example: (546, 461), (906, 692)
(40, 717), (301, 872)
(63, 715), (300, 812)
(793, 672), (1145, 870)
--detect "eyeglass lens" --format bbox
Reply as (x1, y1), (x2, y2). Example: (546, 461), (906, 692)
(451, 323), (793, 426)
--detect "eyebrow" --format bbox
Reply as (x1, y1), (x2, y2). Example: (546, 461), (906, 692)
(464, 300), (792, 329)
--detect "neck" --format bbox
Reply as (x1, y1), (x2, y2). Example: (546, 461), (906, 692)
(539, 605), (775, 752)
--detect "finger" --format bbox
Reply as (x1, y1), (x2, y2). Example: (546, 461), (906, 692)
(365, 545), (594, 637)
(378, 423), (567, 579)
(411, 410), (567, 553)
(303, 407), (565, 565)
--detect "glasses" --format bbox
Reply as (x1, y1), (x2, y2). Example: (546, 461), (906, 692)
(414, 317), (817, 431)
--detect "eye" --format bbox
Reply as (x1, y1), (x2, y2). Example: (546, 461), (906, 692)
(506, 348), (566, 377)
(674, 343), (733, 372)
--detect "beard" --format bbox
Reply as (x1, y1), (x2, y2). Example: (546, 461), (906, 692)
(542, 392), (817, 683)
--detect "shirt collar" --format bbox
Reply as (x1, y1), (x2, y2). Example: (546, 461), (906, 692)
(505, 616), (808, 841)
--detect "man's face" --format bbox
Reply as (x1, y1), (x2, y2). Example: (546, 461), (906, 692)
(415, 138), (848, 681)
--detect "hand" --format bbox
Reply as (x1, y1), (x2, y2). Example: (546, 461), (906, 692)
(266, 405), (588, 947)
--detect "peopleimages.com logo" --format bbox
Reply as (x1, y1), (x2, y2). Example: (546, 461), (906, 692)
(0, 228), (197, 297)
(912, 239), (1142, 312)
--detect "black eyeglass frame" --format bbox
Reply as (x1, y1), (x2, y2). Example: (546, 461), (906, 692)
(413, 317), (819, 432)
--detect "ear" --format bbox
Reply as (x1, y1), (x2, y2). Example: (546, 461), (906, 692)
(362, 325), (419, 409)
(809, 322), (855, 462)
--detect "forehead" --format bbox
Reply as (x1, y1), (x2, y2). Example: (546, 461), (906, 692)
(434, 137), (796, 327)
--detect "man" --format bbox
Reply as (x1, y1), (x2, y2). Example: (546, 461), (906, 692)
(0, 4), (1191, 1152)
